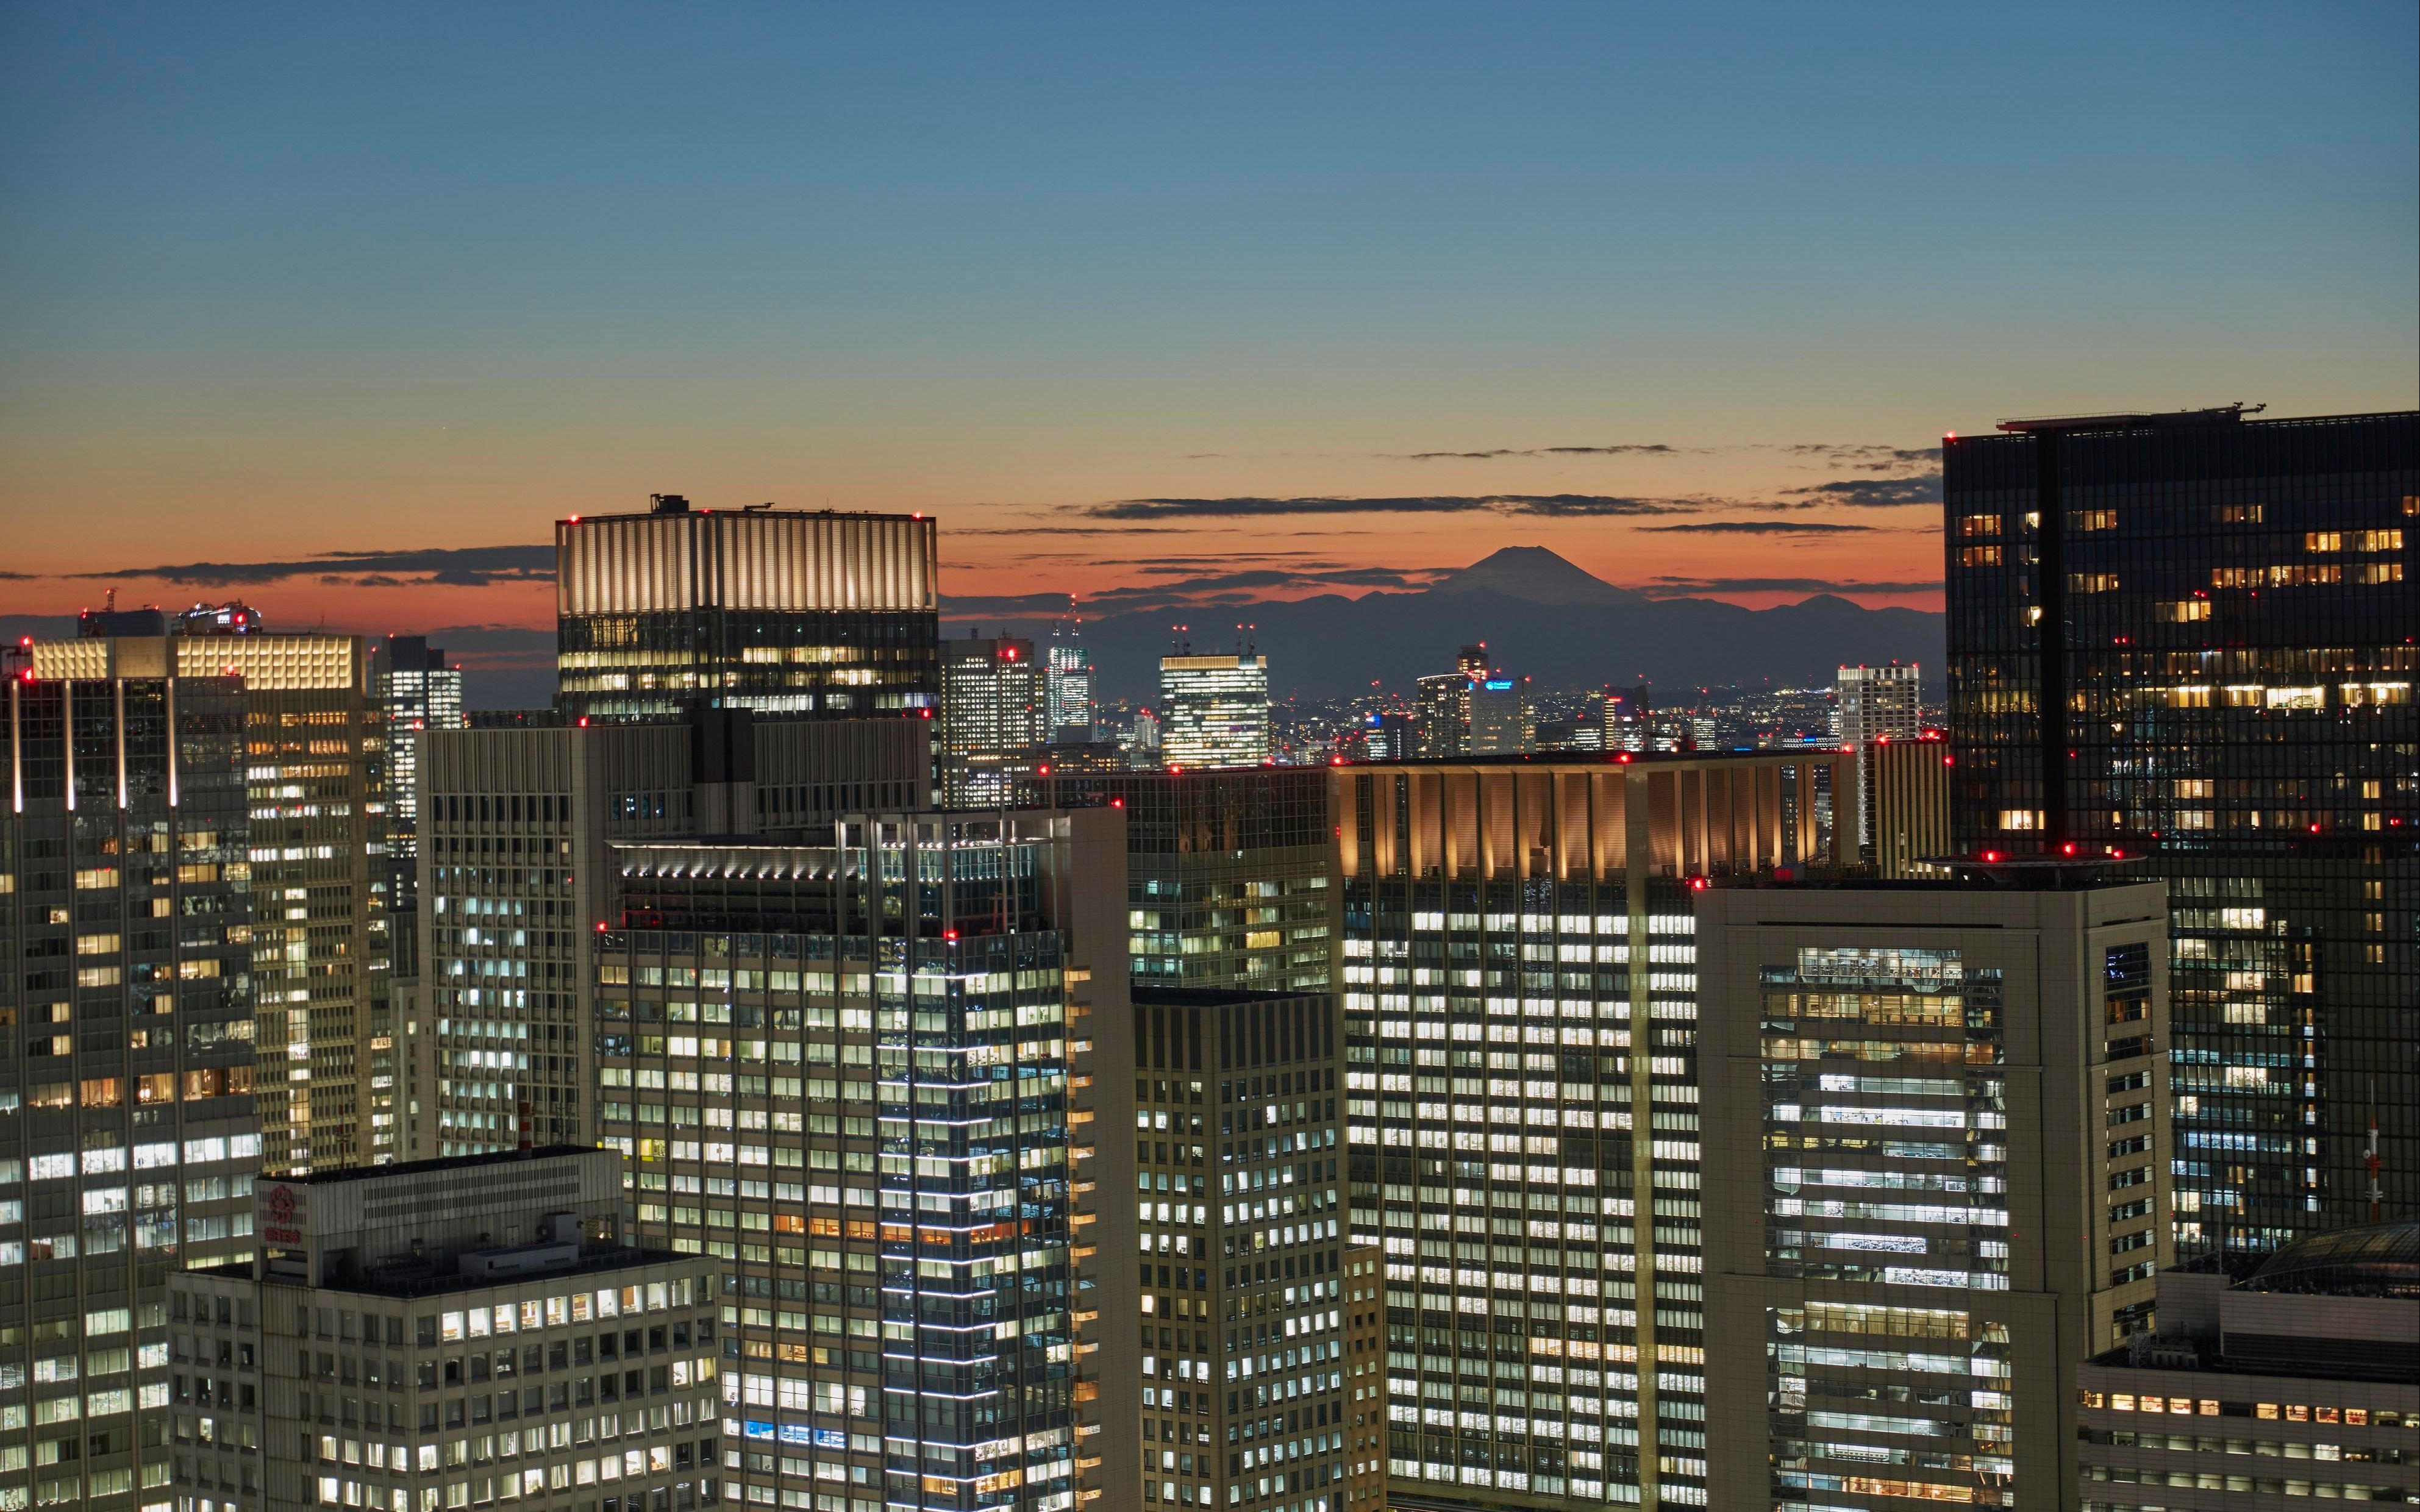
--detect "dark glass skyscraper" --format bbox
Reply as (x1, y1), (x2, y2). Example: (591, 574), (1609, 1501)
(1943, 406), (2418, 1253)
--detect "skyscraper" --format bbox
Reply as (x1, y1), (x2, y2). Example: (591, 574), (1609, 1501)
(413, 711), (929, 1158)
(590, 808), (1129, 1512)
(1413, 647), (1490, 760)
(938, 633), (1042, 807)
(554, 495), (940, 722)
(1058, 766), (1334, 991)
(1466, 675), (1533, 757)
(1943, 405), (2418, 1251)
(376, 633), (462, 983)
(1598, 688), (1649, 754)
(1834, 662), (1921, 850)
(1869, 731), (1953, 880)
(40, 617), (388, 1175)
(1699, 862), (2174, 1512)
(1332, 749), (1849, 1512)
(1160, 652), (1271, 771)
(1124, 987), (1352, 1512)
(2, 651), (261, 1512)
(1046, 621), (1094, 743)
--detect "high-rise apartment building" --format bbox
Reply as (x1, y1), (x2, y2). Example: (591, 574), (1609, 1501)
(1161, 654), (1271, 771)
(589, 808), (1132, 1512)
(1943, 406), (2418, 1251)
(2075, 1229), (2419, 1508)
(41, 621), (388, 1175)
(1332, 750), (1849, 1512)
(554, 496), (940, 722)
(166, 1146), (721, 1512)
(1413, 648), (1491, 760)
(1835, 663), (1922, 851)
(1058, 768), (1333, 993)
(1466, 677), (1533, 757)
(1871, 732), (1953, 880)
(413, 713), (929, 1158)
(2, 654), (262, 1512)
(1046, 624), (1095, 743)
(1699, 864), (2174, 1512)
(939, 634), (1043, 808)
(376, 634), (463, 983)
(1124, 988), (1354, 1512)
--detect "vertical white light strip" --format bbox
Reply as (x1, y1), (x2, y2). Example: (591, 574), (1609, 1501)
(62, 677), (74, 811)
(115, 677), (127, 810)
(166, 676), (179, 809)
(9, 674), (21, 814)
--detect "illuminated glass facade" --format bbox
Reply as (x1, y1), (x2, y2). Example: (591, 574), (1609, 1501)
(593, 819), (1079, 1512)
(555, 502), (941, 722)
(1058, 768), (1333, 993)
(1700, 873), (2174, 1512)
(2, 666), (261, 1512)
(1160, 656), (1271, 771)
(1334, 753), (1847, 1512)
(1944, 408), (2419, 1252)
(940, 637), (1043, 809)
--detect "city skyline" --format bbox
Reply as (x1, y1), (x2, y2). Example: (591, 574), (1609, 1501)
(4, 5), (2414, 650)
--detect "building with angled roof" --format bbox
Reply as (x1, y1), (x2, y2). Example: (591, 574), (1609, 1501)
(2076, 1221), (2419, 1508)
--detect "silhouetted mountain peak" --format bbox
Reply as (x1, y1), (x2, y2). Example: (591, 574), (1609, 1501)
(1429, 546), (1642, 606)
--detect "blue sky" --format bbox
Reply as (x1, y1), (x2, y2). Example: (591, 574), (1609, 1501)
(2, 2), (2412, 631)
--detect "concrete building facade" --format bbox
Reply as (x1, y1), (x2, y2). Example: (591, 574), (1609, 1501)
(1699, 866), (2174, 1512)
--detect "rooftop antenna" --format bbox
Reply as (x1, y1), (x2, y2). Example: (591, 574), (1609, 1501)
(104, 587), (116, 613)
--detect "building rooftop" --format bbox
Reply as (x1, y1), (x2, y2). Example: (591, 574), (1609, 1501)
(2243, 1219), (2420, 1299)
(271, 1143), (599, 1186)
(1993, 402), (2261, 434)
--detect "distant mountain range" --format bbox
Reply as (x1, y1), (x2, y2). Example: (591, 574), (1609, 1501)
(973, 546), (1943, 704)
(2, 546), (1945, 710)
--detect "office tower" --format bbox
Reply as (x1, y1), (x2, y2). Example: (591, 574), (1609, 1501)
(939, 633), (1042, 807)
(1360, 715), (1415, 763)
(1699, 863), (2174, 1512)
(1413, 647), (1490, 760)
(2, 652), (260, 1512)
(1835, 663), (1921, 850)
(1333, 749), (1850, 1512)
(377, 634), (463, 983)
(1871, 732), (1953, 880)
(168, 1146), (721, 1512)
(2076, 1229), (2419, 1508)
(41, 618), (388, 1175)
(1124, 988), (1354, 1512)
(591, 808), (1130, 1512)
(414, 712), (929, 1158)
(1466, 676), (1533, 757)
(1161, 653), (1272, 771)
(554, 495), (940, 722)
(1046, 622), (1095, 743)
(1598, 688), (1648, 754)
(1943, 406), (2418, 1251)
(1127, 707), (1164, 763)
(1059, 767), (1333, 992)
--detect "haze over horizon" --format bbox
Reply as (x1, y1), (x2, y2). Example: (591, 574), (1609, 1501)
(4, 4), (2414, 669)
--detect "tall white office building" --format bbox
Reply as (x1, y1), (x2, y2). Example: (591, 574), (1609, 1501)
(1045, 621), (1094, 741)
(1833, 662), (1921, 849)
